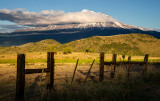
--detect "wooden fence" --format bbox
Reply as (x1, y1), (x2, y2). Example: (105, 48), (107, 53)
(15, 52), (159, 100)
(99, 52), (149, 81)
(16, 52), (54, 101)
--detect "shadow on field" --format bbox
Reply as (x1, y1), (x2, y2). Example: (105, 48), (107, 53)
(78, 70), (97, 82)
(25, 75), (42, 99)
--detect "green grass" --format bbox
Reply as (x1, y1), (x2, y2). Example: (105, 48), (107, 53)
(0, 59), (160, 64)
(0, 59), (17, 63)
(0, 59), (99, 64)
(0, 59), (46, 63)
(55, 59), (99, 65)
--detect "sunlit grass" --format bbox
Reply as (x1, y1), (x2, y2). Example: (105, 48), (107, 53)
(0, 58), (160, 64)
(0, 59), (99, 64)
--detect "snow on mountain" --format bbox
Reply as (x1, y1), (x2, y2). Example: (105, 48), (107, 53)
(0, 9), (151, 32)
(15, 22), (149, 32)
(10, 9), (149, 32)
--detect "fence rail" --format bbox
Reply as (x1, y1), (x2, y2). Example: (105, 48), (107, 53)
(104, 62), (160, 65)
(25, 68), (49, 74)
(104, 61), (146, 65)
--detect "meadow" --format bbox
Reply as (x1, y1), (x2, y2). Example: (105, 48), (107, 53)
(0, 52), (160, 64)
(0, 52), (160, 101)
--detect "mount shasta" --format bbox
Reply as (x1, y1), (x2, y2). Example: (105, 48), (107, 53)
(0, 9), (160, 46)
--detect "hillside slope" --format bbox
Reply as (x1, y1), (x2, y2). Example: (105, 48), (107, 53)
(0, 39), (62, 54)
(0, 33), (160, 56)
(64, 33), (160, 56)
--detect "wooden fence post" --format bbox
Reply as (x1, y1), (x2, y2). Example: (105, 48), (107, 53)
(99, 52), (104, 82)
(143, 54), (149, 76)
(83, 59), (95, 85)
(127, 56), (131, 79)
(16, 54), (25, 101)
(71, 59), (79, 84)
(47, 52), (54, 89)
(111, 54), (117, 78)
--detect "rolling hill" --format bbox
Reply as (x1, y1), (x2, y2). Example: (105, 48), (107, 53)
(64, 33), (160, 56)
(0, 33), (160, 56)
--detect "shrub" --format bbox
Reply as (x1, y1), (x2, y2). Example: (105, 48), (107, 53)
(92, 49), (97, 53)
(85, 48), (90, 53)
(46, 46), (57, 54)
(63, 47), (73, 54)
(122, 54), (125, 61)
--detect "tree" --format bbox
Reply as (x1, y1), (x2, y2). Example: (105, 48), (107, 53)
(63, 47), (73, 54)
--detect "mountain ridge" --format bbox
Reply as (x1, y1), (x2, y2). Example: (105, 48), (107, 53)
(0, 26), (160, 46)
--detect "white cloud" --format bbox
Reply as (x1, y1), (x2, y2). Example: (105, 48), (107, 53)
(0, 24), (28, 33)
(40, 10), (64, 15)
(0, 9), (118, 26)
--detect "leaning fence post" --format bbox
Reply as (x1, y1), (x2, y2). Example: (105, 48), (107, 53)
(16, 54), (25, 101)
(127, 56), (131, 79)
(99, 52), (104, 82)
(111, 54), (117, 78)
(83, 59), (95, 85)
(143, 54), (149, 76)
(71, 59), (79, 84)
(47, 52), (54, 89)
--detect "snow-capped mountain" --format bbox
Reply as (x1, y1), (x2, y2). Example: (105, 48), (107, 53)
(0, 9), (159, 46)
(15, 22), (149, 32)
(14, 9), (149, 32)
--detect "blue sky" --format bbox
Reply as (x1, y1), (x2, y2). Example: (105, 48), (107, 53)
(0, 0), (160, 30)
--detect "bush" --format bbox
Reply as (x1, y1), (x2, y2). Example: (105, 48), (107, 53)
(122, 54), (125, 61)
(85, 48), (90, 53)
(63, 47), (73, 54)
(46, 46), (57, 54)
(92, 49), (97, 53)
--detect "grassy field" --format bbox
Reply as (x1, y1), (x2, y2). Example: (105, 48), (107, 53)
(0, 52), (160, 64)
(1, 58), (160, 64)
(0, 51), (160, 101)
(0, 63), (160, 101)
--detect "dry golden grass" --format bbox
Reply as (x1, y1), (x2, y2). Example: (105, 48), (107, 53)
(0, 58), (160, 100)
(0, 63), (100, 100)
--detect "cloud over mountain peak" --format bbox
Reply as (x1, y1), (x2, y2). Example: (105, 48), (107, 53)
(0, 9), (119, 26)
